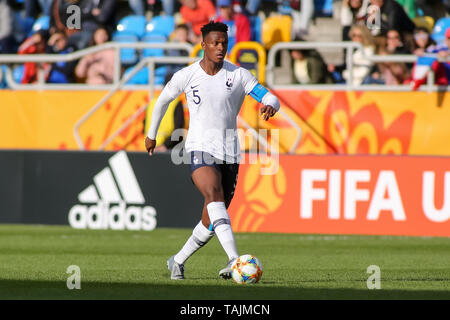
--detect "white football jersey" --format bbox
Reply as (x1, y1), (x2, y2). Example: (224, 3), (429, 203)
(162, 60), (259, 163)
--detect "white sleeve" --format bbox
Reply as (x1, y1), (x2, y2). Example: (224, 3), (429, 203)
(240, 67), (259, 95)
(261, 91), (280, 111)
(147, 70), (185, 140)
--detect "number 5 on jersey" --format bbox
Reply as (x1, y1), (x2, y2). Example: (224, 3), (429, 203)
(193, 90), (201, 105)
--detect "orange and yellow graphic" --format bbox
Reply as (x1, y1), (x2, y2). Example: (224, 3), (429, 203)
(1, 90), (450, 156)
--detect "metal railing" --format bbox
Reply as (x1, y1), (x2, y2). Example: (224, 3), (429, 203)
(0, 41), (193, 90)
(266, 41), (437, 91)
(1, 40), (446, 92)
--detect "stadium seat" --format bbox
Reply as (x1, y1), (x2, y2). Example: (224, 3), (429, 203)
(154, 66), (167, 85)
(13, 65), (24, 84)
(124, 65), (166, 85)
(146, 15), (175, 39)
(249, 15), (262, 43)
(431, 17), (450, 44)
(31, 16), (50, 34)
(315, 0), (333, 16)
(141, 32), (167, 58)
(261, 15), (292, 49)
(413, 16), (435, 33)
(116, 15), (147, 39)
(0, 65), (5, 88)
(112, 32), (139, 65)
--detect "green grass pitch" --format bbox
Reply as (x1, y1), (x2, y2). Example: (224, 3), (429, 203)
(1, 224), (450, 300)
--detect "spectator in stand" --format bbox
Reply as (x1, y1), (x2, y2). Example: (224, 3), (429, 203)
(290, 44), (334, 84)
(245, 0), (260, 15)
(340, 0), (369, 41)
(368, 0), (415, 36)
(386, 29), (411, 54)
(380, 62), (410, 85)
(405, 28), (450, 90)
(412, 27), (435, 56)
(68, 0), (117, 50)
(293, 0), (314, 38)
(179, 0), (216, 41)
(165, 24), (191, 80)
(18, 30), (49, 84)
(342, 25), (375, 85)
(129, 0), (175, 16)
(25, 0), (53, 18)
(0, 0), (15, 53)
(75, 27), (115, 84)
(128, 0), (147, 15)
(46, 32), (77, 83)
(216, 0), (251, 52)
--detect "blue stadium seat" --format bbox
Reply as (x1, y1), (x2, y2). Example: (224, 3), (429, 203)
(125, 66), (149, 85)
(116, 15), (147, 39)
(0, 65), (6, 88)
(112, 32), (139, 65)
(314, 0), (333, 16)
(142, 32), (167, 58)
(432, 17), (450, 44)
(154, 66), (167, 85)
(249, 15), (261, 43)
(31, 16), (50, 34)
(146, 15), (175, 39)
(13, 65), (24, 84)
(124, 66), (166, 85)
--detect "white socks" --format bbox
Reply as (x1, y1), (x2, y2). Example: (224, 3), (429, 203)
(207, 201), (239, 261)
(174, 221), (215, 265)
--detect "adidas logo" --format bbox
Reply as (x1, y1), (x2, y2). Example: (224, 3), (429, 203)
(68, 151), (157, 231)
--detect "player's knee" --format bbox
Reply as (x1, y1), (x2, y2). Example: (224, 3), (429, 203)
(203, 186), (224, 203)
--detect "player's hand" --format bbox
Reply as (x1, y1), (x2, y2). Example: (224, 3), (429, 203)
(260, 105), (277, 121)
(145, 137), (157, 156)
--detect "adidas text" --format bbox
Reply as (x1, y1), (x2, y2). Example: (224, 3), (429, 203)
(69, 200), (157, 231)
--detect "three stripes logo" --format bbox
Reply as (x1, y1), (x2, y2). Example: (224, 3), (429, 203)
(68, 151), (157, 231)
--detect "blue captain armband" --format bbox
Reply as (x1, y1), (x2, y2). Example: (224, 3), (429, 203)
(249, 84), (269, 103)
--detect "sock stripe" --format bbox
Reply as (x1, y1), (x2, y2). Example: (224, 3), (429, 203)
(213, 218), (230, 229)
(192, 235), (207, 247)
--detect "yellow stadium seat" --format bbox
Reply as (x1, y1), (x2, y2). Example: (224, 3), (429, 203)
(261, 15), (292, 50)
(413, 16), (435, 33)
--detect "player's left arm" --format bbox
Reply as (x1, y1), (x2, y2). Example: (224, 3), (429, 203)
(249, 83), (280, 121)
(242, 68), (280, 121)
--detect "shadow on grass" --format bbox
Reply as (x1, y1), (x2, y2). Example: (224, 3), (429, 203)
(1, 279), (450, 300)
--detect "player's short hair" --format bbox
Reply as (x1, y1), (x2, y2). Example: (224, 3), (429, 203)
(201, 21), (228, 39)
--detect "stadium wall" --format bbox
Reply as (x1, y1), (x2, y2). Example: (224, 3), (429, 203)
(2, 150), (450, 237)
(1, 90), (450, 155)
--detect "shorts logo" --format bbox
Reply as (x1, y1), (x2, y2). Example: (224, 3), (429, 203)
(68, 151), (157, 231)
(193, 155), (200, 165)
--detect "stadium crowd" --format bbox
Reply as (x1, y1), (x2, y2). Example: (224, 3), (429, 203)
(1, 0), (450, 87)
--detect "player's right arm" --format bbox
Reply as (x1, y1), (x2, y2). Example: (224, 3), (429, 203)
(145, 70), (186, 156)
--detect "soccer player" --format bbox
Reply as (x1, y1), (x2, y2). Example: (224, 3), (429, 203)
(145, 21), (280, 280)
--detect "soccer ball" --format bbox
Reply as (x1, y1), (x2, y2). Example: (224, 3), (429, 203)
(231, 254), (263, 284)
